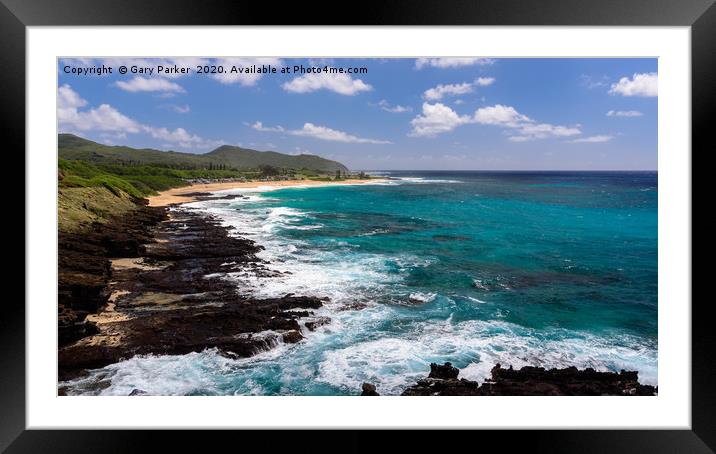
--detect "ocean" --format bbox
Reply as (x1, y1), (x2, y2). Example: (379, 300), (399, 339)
(63, 171), (658, 395)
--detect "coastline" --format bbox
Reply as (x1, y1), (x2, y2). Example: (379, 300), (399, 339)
(147, 178), (388, 207)
(58, 173), (657, 395)
(58, 204), (328, 387)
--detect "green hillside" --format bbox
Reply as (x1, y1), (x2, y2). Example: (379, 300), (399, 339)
(58, 134), (349, 173)
(206, 145), (348, 173)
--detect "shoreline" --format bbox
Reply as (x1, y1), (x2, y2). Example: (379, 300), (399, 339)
(58, 204), (328, 386)
(147, 178), (388, 207)
(59, 175), (657, 395)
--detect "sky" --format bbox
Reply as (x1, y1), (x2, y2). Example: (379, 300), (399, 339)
(58, 57), (657, 170)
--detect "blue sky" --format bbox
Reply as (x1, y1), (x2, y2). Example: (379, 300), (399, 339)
(58, 58), (657, 170)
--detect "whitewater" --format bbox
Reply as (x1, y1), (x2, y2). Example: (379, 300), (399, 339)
(62, 171), (658, 395)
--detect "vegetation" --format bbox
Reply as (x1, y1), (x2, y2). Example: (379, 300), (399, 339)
(57, 134), (363, 232)
(307, 177), (335, 182)
(61, 159), (214, 197)
(258, 164), (281, 177)
(59, 133), (349, 173)
(58, 186), (138, 232)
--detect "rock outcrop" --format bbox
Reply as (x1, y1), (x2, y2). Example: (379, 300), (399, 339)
(58, 203), (329, 381)
(428, 362), (459, 379)
(361, 383), (380, 396)
(58, 203), (167, 347)
(401, 362), (657, 396)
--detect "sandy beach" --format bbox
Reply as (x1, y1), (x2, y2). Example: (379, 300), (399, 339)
(147, 178), (387, 207)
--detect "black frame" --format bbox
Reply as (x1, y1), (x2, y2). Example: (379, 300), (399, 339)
(4, 0), (711, 451)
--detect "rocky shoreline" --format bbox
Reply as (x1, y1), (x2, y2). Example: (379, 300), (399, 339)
(59, 197), (657, 396)
(58, 199), (327, 384)
(367, 362), (656, 396)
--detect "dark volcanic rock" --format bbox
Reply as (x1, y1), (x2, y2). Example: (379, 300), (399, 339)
(482, 364), (657, 396)
(58, 204), (329, 381)
(57, 306), (99, 345)
(58, 307), (99, 346)
(304, 317), (331, 331)
(401, 362), (657, 396)
(361, 383), (380, 396)
(428, 362), (459, 379)
(58, 204), (168, 346)
(59, 295), (325, 374)
(282, 330), (304, 344)
(402, 377), (482, 396)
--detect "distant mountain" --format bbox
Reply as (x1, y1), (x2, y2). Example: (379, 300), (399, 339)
(205, 145), (348, 173)
(58, 134), (349, 173)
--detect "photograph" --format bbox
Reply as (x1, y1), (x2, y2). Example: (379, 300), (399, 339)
(56, 57), (659, 397)
(6, 0), (708, 446)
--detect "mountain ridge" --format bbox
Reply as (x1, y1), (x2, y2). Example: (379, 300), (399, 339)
(58, 133), (349, 173)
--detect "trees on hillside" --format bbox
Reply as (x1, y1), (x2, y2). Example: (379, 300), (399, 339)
(259, 164), (280, 177)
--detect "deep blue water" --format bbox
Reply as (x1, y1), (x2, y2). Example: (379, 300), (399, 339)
(63, 171), (658, 395)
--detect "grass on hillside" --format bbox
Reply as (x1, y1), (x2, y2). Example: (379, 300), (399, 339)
(57, 158), (367, 232)
(58, 186), (138, 232)
(58, 159), (265, 197)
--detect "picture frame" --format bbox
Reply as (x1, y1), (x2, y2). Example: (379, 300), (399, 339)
(5, 0), (711, 451)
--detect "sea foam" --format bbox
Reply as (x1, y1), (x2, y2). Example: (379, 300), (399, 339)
(61, 177), (658, 396)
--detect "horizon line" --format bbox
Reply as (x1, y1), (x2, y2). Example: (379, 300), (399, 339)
(361, 169), (658, 172)
(59, 134), (657, 173)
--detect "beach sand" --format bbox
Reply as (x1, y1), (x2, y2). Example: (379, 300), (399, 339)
(147, 178), (386, 207)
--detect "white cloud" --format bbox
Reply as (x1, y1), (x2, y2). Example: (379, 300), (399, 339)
(115, 76), (185, 93)
(292, 123), (391, 144)
(78, 105), (143, 133)
(210, 57), (283, 86)
(475, 77), (495, 86)
(143, 126), (222, 149)
(579, 74), (610, 89)
(473, 104), (531, 126)
(606, 110), (643, 117)
(474, 104), (580, 141)
(282, 72), (372, 95)
(155, 92), (178, 99)
(409, 102), (472, 137)
(505, 135), (533, 143)
(570, 135), (614, 143)
(377, 99), (411, 113)
(58, 84), (220, 150)
(58, 85), (142, 133)
(253, 121), (390, 144)
(415, 58), (494, 69)
(514, 123), (582, 140)
(423, 77), (495, 101)
(423, 82), (474, 101)
(251, 121), (284, 132)
(454, 99), (464, 105)
(409, 102), (582, 141)
(58, 84), (87, 109)
(173, 104), (191, 114)
(609, 72), (657, 97)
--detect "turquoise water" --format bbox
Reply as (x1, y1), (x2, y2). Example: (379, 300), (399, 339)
(63, 171), (658, 395)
